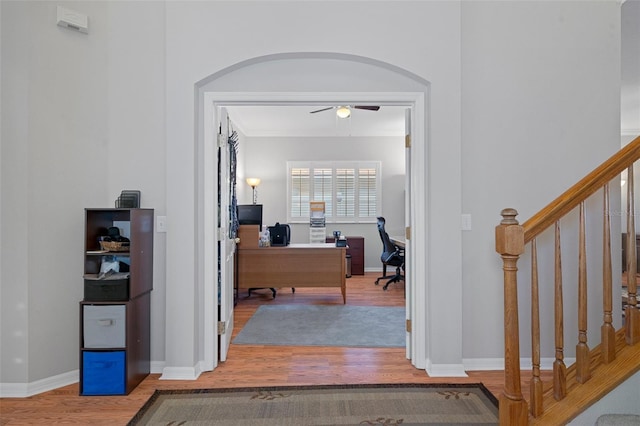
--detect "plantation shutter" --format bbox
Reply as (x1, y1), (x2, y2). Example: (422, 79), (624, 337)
(335, 168), (355, 218)
(358, 168), (377, 218)
(287, 161), (380, 223)
(313, 168), (333, 218)
(290, 167), (310, 218)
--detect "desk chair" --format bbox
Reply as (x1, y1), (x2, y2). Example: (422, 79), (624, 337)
(247, 287), (278, 298)
(375, 217), (405, 290)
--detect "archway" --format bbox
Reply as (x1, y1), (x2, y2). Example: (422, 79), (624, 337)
(193, 52), (464, 377)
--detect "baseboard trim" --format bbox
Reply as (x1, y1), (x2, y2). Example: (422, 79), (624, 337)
(160, 363), (203, 381)
(1, 360), (172, 397)
(0, 370), (78, 398)
(426, 362), (468, 377)
(463, 358), (504, 371)
(150, 360), (165, 374)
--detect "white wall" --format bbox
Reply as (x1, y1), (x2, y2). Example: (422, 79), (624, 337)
(0, 0), (624, 393)
(105, 0), (167, 370)
(621, 0), (640, 136)
(568, 371), (640, 425)
(460, 0), (622, 361)
(1, 1), (111, 385)
(1, 1), (166, 390)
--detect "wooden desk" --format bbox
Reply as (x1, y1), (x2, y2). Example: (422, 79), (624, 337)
(390, 236), (405, 249)
(237, 241), (347, 303)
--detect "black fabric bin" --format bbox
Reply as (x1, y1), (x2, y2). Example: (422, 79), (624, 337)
(84, 278), (129, 301)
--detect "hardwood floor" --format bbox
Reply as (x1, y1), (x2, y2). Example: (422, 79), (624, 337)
(1, 273), (509, 425)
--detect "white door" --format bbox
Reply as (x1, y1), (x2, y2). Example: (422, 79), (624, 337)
(404, 108), (413, 359)
(217, 107), (236, 361)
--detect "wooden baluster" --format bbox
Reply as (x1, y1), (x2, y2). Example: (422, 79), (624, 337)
(602, 184), (616, 363)
(495, 209), (528, 426)
(576, 201), (591, 383)
(553, 221), (567, 400)
(530, 239), (543, 417)
(626, 166), (640, 345)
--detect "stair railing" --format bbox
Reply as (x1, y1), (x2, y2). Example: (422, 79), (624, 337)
(495, 135), (640, 425)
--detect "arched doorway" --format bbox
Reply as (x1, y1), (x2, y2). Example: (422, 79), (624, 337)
(192, 52), (464, 377)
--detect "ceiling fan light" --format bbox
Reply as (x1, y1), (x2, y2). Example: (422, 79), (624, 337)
(336, 106), (351, 119)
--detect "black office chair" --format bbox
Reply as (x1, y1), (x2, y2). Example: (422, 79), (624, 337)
(375, 217), (405, 290)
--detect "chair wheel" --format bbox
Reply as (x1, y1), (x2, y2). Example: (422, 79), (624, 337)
(375, 279), (380, 285)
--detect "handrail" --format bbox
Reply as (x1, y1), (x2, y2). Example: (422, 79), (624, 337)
(496, 134), (640, 425)
(523, 135), (640, 242)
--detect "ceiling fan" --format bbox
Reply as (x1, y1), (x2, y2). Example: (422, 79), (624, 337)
(309, 105), (381, 118)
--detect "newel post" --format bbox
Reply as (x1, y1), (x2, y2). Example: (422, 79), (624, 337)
(495, 208), (528, 425)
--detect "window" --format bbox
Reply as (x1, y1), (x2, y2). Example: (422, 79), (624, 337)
(287, 161), (381, 223)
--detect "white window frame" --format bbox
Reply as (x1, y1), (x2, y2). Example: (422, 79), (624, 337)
(287, 161), (382, 224)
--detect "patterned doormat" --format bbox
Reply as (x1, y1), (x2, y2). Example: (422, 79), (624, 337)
(128, 383), (499, 425)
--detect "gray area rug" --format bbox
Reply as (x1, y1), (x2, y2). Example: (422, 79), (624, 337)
(233, 305), (405, 347)
(128, 384), (499, 425)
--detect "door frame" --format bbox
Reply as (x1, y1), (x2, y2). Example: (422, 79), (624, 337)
(202, 91), (427, 371)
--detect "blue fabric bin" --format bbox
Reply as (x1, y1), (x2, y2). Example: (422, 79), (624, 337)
(81, 351), (125, 395)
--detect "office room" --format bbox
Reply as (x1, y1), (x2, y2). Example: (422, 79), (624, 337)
(231, 105), (407, 257)
(226, 104), (408, 348)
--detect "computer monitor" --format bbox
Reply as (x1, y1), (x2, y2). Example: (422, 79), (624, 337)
(237, 204), (263, 230)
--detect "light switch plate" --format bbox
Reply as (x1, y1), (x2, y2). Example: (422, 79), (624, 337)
(157, 216), (167, 233)
(461, 214), (472, 231)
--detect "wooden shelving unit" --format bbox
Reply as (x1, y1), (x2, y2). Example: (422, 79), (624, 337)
(79, 208), (153, 396)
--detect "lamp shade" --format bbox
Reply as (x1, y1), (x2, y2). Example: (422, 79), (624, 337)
(246, 177), (261, 187)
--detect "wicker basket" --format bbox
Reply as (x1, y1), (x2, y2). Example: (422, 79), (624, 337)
(99, 241), (130, 252)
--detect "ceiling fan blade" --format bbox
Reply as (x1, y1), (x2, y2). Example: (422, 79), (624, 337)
(309, 107), (334, 114)
(353, 105), (380, 111)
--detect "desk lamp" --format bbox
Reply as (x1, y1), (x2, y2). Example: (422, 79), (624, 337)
(246, 178), (261, 204)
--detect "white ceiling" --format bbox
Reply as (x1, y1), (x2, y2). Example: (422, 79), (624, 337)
(226, 105), (408, 138)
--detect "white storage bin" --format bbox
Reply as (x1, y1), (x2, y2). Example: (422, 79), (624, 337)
(83, 305), (126, 348)
(309, 227), (326, 243)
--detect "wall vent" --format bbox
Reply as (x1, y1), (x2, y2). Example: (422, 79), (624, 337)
(57, 6), (89, 34)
